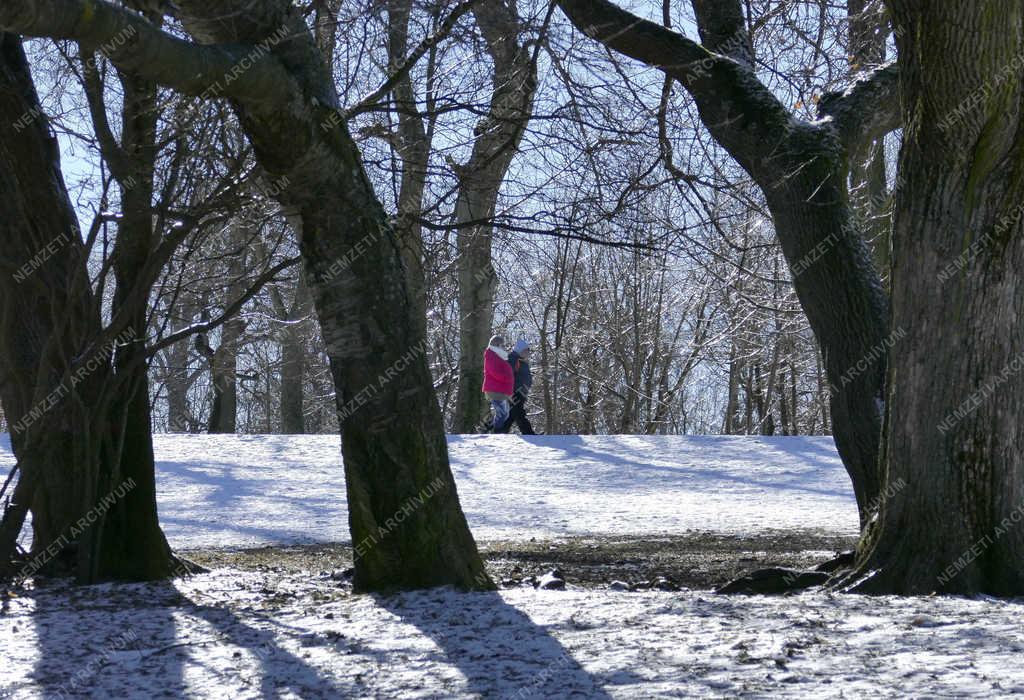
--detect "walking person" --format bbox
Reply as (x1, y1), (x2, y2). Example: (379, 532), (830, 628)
(481, 335), (514, 433)
(498, 339), (536, 435)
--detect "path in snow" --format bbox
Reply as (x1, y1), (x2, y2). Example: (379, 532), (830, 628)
(0, 434), (859, 549)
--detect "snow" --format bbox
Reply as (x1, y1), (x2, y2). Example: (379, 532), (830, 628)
(0, 433), (859, 550)
(4, 433), (1018, 698)
(3, 570), (1024, 698)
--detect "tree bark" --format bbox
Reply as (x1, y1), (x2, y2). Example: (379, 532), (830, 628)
(386, 0), (432, 326)
(84, 57), (175, 581)
(847, 0), (890, 278)
(0, 33), (105, 575)
(0, 0), (495, 590)
(844, 1), (1024, 595)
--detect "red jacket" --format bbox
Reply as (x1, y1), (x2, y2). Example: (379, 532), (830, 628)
(482, 346), (514, 396)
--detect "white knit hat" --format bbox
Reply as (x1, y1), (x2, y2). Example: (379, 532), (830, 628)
(513, 339), (530, 354)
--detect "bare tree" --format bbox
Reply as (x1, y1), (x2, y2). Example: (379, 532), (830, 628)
(1, 0), (493, 591)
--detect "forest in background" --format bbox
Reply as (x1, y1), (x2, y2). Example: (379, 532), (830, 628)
(0, 0), (891, 438)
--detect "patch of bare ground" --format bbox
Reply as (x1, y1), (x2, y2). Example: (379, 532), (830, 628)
(184, 530), (855, 591)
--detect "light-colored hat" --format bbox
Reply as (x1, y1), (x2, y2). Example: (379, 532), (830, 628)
(513, 339), (531, 354)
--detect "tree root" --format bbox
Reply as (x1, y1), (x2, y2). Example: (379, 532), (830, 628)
(171, 553), (210, 577)
(716, 551), (856, 595)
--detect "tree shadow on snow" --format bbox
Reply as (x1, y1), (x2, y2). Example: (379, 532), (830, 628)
(184, 595), (358, 697)
(30, 580), (187, 698)
(537, 434), (851, 499)
(30, 577), (355, 697)
(376, 589), (619, 699)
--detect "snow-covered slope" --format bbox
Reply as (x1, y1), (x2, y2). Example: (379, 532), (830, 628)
(0, 433), (858, 548)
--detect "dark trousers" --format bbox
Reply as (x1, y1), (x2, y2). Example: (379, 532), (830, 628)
(499, 398), (535, 435)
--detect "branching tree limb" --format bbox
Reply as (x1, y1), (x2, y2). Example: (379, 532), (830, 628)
(817, 62), (901, 154)
(0, 0), (293, 106)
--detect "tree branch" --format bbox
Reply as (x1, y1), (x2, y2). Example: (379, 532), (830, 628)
(0, 0), (293, 107)
(555, 0), (791, 172)
(345, 0), (484, 118)
(79, 49), (131, 180)
(817, 61), (902, 153)
(690, 0), (754, 69)
(146, 255), (301, 357)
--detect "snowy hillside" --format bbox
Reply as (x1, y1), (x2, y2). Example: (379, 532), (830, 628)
(1, 433), (859, 548)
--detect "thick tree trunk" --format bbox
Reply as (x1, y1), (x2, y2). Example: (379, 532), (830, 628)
(169, 2), (492, 590)
(91, 344), (175, 581)
(452, 1), (536, 433)
(846, 2), (1024, 595)
(0, 33), (102, 574)
(760, 150), (888, 524)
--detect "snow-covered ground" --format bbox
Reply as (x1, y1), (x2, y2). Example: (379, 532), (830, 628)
(0, 433), (860, 550)
(6, 433), (1017, 698)
(3, 568), (1024, 699)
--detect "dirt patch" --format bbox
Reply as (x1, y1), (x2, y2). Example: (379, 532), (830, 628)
(185, 530), (855, 591)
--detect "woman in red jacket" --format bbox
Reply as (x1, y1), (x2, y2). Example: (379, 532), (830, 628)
(481, 334), (515, 433)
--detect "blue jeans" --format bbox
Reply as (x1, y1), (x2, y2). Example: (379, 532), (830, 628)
(490, 399), (509, 433)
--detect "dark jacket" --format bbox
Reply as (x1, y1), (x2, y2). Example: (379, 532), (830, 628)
(507, 351), (532, 402)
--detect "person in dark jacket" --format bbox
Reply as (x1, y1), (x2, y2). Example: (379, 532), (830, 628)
(498, 339), (536, 435)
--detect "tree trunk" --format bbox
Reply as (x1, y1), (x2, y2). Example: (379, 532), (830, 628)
(723, 342), (740, 434)
(84, 63), (174, 581)
(452, 1), (536, 433)
(0, 33), (103, 575)
(279, 277), (311, 434)
(209, 319), (242, 434)
(386, 0), (432, 325)
(205, 234), (247, 434)
(846, 2), (1024, 595)
(169, 2), (492, 590)
(555, 0), (896, 525)
(777, 363), (791, 436)
(166, 291), (198, 432)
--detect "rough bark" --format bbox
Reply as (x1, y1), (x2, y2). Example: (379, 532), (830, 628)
(843, 1), (1024, 595)
(452, 1), (537, 433)
(0, 33), (105, 575)
(556, 0), (894, 524)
